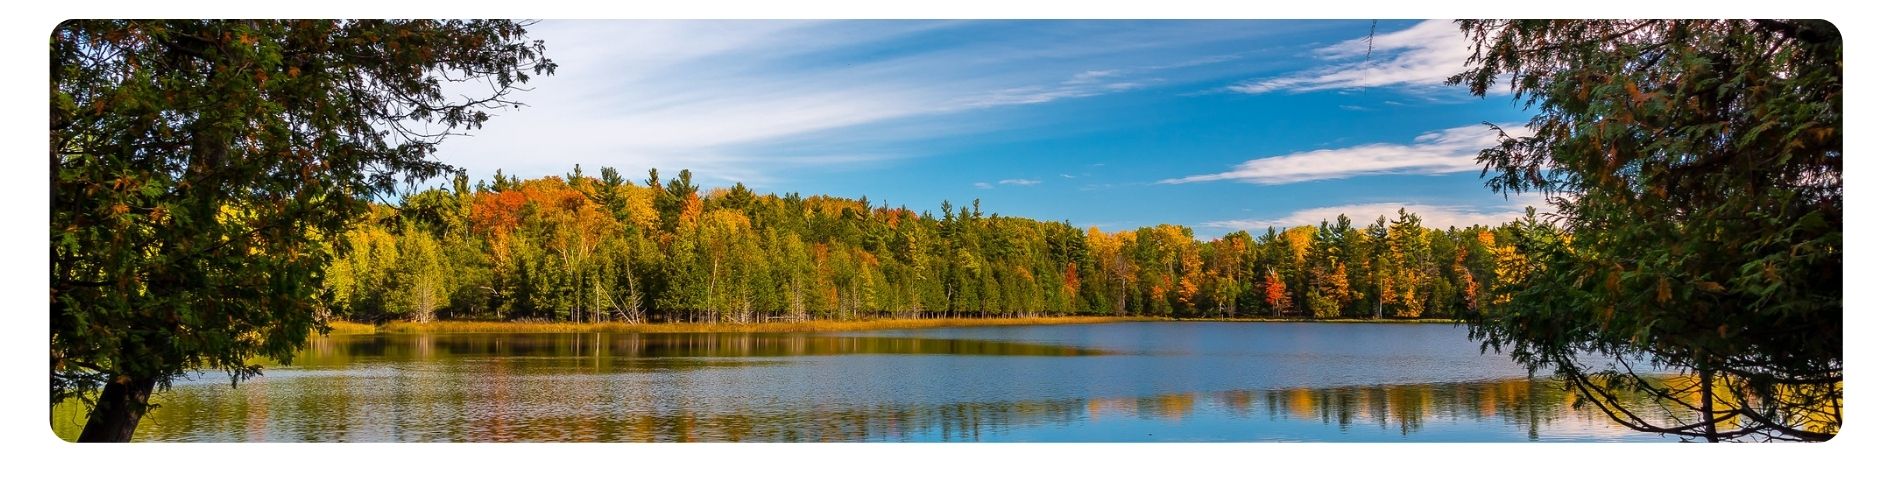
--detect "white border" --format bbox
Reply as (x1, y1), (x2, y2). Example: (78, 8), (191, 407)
(2, 2), (1879, 490)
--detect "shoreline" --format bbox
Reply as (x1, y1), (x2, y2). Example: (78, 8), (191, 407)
(1185, 317), (1462, 324)
(325, 316), (1461, 334)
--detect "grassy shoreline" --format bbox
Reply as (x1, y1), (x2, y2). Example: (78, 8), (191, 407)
(323, 316), (1460, 334)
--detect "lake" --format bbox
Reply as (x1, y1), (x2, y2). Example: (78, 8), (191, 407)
(51, 321), (1679, 442)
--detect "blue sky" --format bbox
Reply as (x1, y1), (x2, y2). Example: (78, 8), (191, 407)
(432, 19), (1545, 234)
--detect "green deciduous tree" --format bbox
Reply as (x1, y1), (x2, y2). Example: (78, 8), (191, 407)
(1454, 20), (1840, 441)
(50, 20), (554, 441)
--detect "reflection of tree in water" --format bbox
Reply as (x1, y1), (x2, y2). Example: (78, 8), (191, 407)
(288, 332), (1115, 366)
(92, 377), (1675, 442)
(593, 400), (1097, 442)
(48, 333), (1672, 442)
(1253, 380), (1562, 437)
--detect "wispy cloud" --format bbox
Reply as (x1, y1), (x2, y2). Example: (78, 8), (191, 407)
(998, 179), (1042, 186)
(956, 67), (1160, 108)
(1161, 123), (1524, 185)
(973, 182), (994, 189)
(1204, 202), (1523, 230)
(433, 20), (1303, 186)
(1228, 20), (1469, 94)
(435, 21), (951, 185)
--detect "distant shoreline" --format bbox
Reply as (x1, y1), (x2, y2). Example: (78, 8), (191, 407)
(325, 316), (1461, 334)
(1185, 317), (1461, 324)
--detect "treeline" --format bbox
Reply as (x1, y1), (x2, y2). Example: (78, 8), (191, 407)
(325, 167), (1528, 324)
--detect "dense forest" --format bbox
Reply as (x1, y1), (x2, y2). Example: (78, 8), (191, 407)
(326, 166), (1529, 324)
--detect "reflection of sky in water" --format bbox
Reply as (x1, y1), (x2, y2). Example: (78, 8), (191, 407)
(52, 323), (1681, 442)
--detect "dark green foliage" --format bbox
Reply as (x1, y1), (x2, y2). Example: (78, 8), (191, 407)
(50, 20), (554, 440)
(1453, 20), (1841, 441)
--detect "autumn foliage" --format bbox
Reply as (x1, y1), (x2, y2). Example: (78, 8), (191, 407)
(328, 167), (1526, 324)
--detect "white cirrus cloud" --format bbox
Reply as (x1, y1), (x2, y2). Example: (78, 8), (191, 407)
(1160, 123), (1525, 185)
(998, 179), (1042, 186)
(431, 20), (1296, 187)
(954, 69), (1158, 108)
(1228, 19), (1470, 94)
(1203, 202), (1525, 231)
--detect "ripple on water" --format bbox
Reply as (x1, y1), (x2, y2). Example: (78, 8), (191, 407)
(61, 323), (1683, 442)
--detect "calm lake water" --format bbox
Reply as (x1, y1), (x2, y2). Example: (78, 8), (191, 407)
(52, 322), (1679, 442)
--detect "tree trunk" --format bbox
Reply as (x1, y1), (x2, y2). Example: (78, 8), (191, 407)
(1701, 367), (1719, 443)
(77, 376), (157, 442)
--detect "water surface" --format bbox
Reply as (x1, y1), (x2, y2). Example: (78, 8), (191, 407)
(51, 322), (1678, 442)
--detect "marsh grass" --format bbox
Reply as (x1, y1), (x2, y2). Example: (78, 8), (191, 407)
(323, 321), (380, 334)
